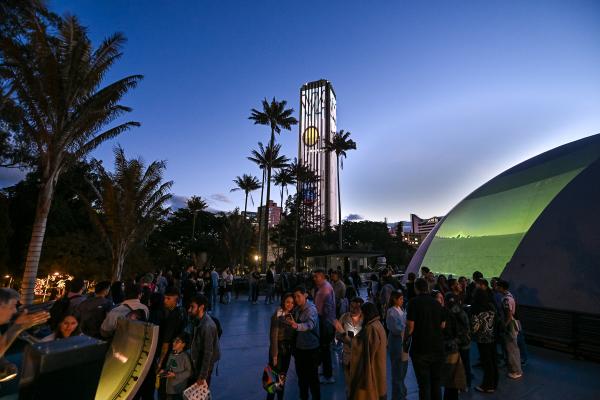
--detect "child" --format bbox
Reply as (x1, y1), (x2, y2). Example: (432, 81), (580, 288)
(159, 333), (193, 400)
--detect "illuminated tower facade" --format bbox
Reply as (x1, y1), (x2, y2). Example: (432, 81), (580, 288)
(298, 79), (338, 231)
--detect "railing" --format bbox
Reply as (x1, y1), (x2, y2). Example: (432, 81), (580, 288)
(519, 305), (600, 361)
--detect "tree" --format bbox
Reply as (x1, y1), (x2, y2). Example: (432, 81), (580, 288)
(187, 195), (208, 241)
(288, 159), (319, 270)
(221, 208), (253, 267)
(325, 130), (357, 250)
(247, 142), (289, 268)
(230, 174), (261, 219)
(2, 13), (142, 303)
(87, 147), (172, 282)
(1, 1), (59, 168)
(272, 168), (295, 214)
(249, 98), (297, 269)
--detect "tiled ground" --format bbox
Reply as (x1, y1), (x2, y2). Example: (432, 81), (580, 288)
(210, 294), (600, 400)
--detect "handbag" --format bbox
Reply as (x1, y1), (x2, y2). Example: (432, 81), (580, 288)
(183, 383), (211, 400)
(262, 364), (284, 394)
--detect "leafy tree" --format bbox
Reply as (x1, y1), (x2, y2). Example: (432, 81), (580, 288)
(247, 142), (289, 267)
(2, 162), (110, 281)
(249, 98), (297, 269)
(230, 174), (261, 218)
(0, 0), (59, 168)
(221, 208), (254, 267)
(2, 13), (142, 303)
(87, 147), (172, 281)
(325, 130), (357, 250)
(272, 168), (295, 214)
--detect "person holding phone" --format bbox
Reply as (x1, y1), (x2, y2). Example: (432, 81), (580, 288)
(267, 292), (296, 400)
(333, 297), (364, 397)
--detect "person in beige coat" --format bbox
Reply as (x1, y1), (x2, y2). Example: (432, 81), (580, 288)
(347, 302), (387, 400)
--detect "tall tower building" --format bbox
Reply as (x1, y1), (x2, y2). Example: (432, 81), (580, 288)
(298, 79), (338, 231)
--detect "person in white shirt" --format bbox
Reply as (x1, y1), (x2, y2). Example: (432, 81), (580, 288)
(101, 282), (149, 338)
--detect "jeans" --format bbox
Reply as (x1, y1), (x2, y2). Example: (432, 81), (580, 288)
(504, 333), (522, 374)
(295, 348), (321, 400)
(459, 347), (471, 387)
(225, 286), (232, 304)
(251, 283), (259, 303)
(411, 353), (443, 400)
(476, 342), (498, 390)
(211, 287), (218, 309)
(517, 329), (528, 363)
(389, 336), (408, 400)
(265, 283), (274, 304)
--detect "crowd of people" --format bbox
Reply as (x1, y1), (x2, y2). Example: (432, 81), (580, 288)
(0, 263), (529, 400)
(265, 265), (528, 400)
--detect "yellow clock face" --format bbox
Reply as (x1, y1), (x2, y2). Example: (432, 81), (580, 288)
(303, 126), (319, 147)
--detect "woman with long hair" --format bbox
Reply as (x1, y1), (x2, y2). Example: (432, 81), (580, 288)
(41, 314), (81, 341)
(386, 291), (408, 400)
(471, 288), (499, 393)
(267, 292), (296, 400)
(441, 293), (467, 400)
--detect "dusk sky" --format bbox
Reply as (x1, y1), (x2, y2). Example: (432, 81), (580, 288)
(4, 0), (600, 222)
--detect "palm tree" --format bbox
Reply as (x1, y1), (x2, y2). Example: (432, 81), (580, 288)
(230, 174), (261, 219)
(273, 168), (295, 214)
(221, 208), (253, 267)
(87, 147), (172, 281)
(248, 141), (289, 269)
(288, 158), (320, 270)
(187, 196), (208, 240)
(249, 98), (297, 269)
(3, 15), (142, 303)
(325, 130), (357, 250)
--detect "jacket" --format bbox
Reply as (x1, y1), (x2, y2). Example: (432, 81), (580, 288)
(190, 313), (221, 381)
(294, 301), (320, 350)
(269, 308), (296, 359)
(348, 317), (387, 400)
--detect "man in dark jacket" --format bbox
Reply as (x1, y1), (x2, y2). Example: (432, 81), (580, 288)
(407, 278), (446, 400)
(188, 294), (220, 388)
(290, 286), (320, 400)
(76, 281), (112, 338)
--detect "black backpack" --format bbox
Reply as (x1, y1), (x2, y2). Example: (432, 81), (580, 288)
(210, 314), (223, 338)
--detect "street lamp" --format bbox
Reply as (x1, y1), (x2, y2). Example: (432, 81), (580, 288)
(4, 275), (12, 288)
(254, 255), (259, 270)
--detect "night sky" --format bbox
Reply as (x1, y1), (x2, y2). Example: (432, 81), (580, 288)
(3, 0), (600, 222)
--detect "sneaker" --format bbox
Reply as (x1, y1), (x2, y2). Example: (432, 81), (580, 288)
(508, 372), (523, 379)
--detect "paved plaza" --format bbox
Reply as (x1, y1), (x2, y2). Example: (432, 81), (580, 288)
(210, 295), (600, 400)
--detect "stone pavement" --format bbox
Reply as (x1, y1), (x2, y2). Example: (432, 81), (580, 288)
(209, 294), (600, 400)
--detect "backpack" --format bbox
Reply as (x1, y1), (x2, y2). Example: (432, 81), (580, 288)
(123, 304), (148, 322)
(78, 298), (110, 338)
(454, 309), (471, 348)
(211, 314), (223, 338)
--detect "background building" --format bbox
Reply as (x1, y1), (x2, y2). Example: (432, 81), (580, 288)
(410, 213), (443, 236)
(257, 200), (282, 228)
(298, 79), (338, 231)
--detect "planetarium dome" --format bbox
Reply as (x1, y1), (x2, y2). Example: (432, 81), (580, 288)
(406, 133), (600, 316)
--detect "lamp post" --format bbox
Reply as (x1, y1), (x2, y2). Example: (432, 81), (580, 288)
(4, 275), (12, 288)
(254, 255), (259, 270)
